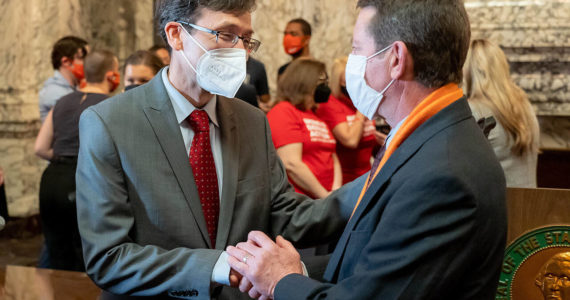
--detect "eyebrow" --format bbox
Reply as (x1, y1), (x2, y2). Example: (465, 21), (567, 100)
(211, 21), (254, 36)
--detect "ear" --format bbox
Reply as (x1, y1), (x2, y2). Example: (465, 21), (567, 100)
(389, 41), (413, 81)
(61, 56), (72, 67)
(105, 70), (116, 80)
(165, 22), (184, 52)
(303, 35), (311, 46)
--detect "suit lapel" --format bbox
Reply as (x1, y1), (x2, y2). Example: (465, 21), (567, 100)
(141, 75), (211, 247)
(324, 139), (417, 281)
(215, 96), (239, 249)
(324, 98), (473, 282)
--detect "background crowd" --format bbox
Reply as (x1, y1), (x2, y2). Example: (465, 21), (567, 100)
(18, 15), (538, 275)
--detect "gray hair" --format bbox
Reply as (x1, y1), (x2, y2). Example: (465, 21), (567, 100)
(357, 0), (470, 88)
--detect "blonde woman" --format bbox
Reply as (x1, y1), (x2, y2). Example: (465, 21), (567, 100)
(268, 59), (342, 198)
(463, 39), (540, 187)
(316, 56), (383, 183)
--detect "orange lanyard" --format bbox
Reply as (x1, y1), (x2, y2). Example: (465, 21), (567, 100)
(351, 83), (463, 217)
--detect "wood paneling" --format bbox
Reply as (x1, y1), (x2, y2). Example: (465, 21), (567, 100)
(506, 187), (570, 244)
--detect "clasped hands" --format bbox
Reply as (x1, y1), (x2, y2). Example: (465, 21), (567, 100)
(226, 231), (304, 299)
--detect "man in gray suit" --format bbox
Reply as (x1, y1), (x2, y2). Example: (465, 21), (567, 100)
(75, 0), (355, 299)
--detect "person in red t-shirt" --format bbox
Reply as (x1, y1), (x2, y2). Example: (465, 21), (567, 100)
(268, 59), (342, 199)
(316, 56), (385, 184)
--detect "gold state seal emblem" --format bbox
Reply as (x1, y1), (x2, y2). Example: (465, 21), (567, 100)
(496, 225), (570, 300)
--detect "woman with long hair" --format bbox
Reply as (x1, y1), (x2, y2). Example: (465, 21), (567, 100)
(267, 58), (342, 198)
(463, 39), (540, 187)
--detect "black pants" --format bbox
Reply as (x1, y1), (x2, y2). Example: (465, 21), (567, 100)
(38, 160), (84, 271)
(0, 184), (7, 221)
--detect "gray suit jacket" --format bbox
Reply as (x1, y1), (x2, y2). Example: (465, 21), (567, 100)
(76, 73), (356, 299)
(274, 98), (507, 299)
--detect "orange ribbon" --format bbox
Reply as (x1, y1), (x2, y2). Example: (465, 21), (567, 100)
(351, 83), (464, 217)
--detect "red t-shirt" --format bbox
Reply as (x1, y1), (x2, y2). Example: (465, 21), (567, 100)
(268, 101), (337, 196)
(316, 94), (377, 183)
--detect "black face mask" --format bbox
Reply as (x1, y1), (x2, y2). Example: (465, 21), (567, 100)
(314, 83), (331, 103)
(340, 85), (349, 98)
(124, 84), (140, 92)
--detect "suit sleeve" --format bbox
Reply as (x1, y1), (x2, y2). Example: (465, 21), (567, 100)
(76, 108), (221, 299)
(262, 116), (361, 248)
(273, 172), (479, 299)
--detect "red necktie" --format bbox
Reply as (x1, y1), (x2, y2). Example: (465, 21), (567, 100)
(188, 110), (219, 248)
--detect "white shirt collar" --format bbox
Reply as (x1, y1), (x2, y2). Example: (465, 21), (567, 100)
(385, 116), (407, 149)
(161, 67), (218, 127)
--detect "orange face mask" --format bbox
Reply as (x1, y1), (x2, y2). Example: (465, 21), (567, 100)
(283, 34), (304, 55)
(108, 72), (121, 93)
(68, 61), (85, 82)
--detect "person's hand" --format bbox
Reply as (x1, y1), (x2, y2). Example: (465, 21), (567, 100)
(226, 231), (303, 299)
(0, 167), (4, 186)
(355, 111), (366, 122)
(227, 240), (265, 298)
(373, 130), (387, 145)
(258, 101), (274, 114)
(229, 268), (242, 287)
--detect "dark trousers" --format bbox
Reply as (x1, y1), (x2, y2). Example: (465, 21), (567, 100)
(38, 160), (84, 271)
(0, 184), (7, 221)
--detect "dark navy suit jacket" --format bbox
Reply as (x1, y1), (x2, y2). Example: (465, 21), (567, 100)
(275, 97), (507, 299)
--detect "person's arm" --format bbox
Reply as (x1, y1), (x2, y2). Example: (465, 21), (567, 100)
(258, 94), (273, 113)
(34, 109), (54, 160)
(262, 115), (362, 249)
(276, 143), (330, 199)
(256, 63), (272, 113)
(229, 173), (483, 299)
(332, 154), (342, 190)
(331, 112), (366, 149)
(0, 166), (4, 186)
(76, 108), (225, 297)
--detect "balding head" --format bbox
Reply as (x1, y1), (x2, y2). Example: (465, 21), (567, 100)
(84, 49), (118, 83)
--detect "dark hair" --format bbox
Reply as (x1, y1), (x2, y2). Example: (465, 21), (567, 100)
(84, 49), (117, 83)
(357, 0), (470, 88)
(149, 44), (168, 52)
(51, 36), (88, 70)
(124, 50), (165, 75)
(288, 18), (312, 36)
(278, 58), (326, 110)
(155, 0), (257, 49)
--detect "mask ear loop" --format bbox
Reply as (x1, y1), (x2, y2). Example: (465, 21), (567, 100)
(179, 25), (209, 74)
(367, 44), (392, 60)
(379, 79), (395, 95)
(367, 44), (396, 95)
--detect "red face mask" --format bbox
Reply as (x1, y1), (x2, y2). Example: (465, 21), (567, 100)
(283, 34), (304, 55)
(108, 72), (121, 93)
(68, 61), (85, 82)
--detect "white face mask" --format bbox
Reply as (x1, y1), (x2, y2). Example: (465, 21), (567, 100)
(180, 26), (247, 98)
(345, 44), (395, 119)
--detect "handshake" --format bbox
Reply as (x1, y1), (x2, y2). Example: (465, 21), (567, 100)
(225, 231), (305, 300)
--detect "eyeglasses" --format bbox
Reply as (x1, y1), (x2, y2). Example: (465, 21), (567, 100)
(178, 21), (261, 53)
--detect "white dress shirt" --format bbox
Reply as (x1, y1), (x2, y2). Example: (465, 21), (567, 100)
(161, 67), (230, 285)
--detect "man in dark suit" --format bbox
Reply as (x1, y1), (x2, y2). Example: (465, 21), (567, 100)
(226, 0), (507, 299)
(75, 1), (357, 299)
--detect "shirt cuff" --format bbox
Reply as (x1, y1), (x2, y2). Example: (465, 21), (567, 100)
(301, 260), (309, 277)
(211, 251), (231, 286)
